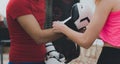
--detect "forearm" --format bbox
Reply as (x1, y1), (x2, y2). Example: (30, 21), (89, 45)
(38, 28), (63, 43)
(24, 27), (63, 44)
(61, 26), (92, 49)
(17, 15), (63, 44)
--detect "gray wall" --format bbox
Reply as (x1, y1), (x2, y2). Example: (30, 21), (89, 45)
(0, 0), (9, 17)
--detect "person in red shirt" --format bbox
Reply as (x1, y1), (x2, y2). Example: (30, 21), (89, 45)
(6, 0), (62, 64)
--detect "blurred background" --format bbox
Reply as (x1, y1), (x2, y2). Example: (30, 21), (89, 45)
(0, 0), (9, 17)
(0, 0), (103, 64)
(0, 0), (9, 64)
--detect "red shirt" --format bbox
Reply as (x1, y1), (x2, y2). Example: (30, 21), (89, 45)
(6, 0), (46, 62)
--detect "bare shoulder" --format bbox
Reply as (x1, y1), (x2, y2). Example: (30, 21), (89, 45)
(99, 0), (120, 11)
(100, 0), (115, 5)
(101, 0), (120, 6)
(111, 0), (120, 11)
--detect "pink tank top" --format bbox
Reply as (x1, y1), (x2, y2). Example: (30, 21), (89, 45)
(100, 10), (120, 47)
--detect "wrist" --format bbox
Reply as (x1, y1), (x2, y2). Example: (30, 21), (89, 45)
(61, 25), (69, 34)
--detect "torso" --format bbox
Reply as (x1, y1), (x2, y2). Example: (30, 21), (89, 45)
(6, 0), (46, 62)
(99, 0), (120, 48)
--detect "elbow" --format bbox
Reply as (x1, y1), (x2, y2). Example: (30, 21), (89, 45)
(80, 43), (91, 49)
(75, 35), (96, 49)
(78, 40), (92, 49)
(83, 45), (91, 49)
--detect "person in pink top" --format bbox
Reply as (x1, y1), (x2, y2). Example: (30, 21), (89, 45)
(52, 0), (120, 64)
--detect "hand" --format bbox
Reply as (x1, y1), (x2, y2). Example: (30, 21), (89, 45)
(52, 21), (67, 33)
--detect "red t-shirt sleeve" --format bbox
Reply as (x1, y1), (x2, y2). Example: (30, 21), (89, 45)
(8, 0), (32, 20)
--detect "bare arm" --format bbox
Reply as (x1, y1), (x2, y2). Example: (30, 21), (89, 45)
(17, 14), (63, 44)
(53, 0), (113, 49)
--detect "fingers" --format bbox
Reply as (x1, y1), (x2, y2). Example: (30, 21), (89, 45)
(52, 21), (64, 33)
(52, 21), (64, 28)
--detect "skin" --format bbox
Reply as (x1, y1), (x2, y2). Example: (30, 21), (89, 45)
(0, 14), (3, 22)
(52, 0), (120, 49)
(17, 14), (63, 44)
